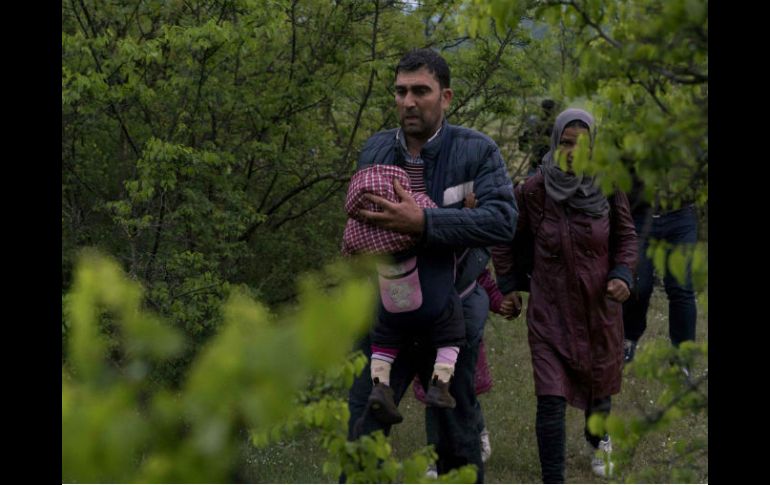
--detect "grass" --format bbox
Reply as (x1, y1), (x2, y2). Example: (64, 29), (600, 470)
(243, 285), (708, 483)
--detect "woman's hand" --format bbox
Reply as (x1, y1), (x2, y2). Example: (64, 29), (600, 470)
(500, 291), (522, 319)
(606, 279), (630, 302)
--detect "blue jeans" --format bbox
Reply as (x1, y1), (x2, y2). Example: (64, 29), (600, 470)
(622, 206), (698, 346)
(346, 284), (488, 482)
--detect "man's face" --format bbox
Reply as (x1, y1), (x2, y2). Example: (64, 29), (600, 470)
(395, 66), (453, 141)
(557, 125), (590, 173)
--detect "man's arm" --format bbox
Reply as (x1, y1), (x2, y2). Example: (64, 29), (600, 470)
(354, 131), (516, 247)
(422, 143), (517, 247)
(491, 181), (531, 296)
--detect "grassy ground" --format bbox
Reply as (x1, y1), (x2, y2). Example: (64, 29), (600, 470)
(244, 285), (708, 483)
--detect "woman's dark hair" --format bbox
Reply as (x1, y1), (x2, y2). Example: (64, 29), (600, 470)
(395, 48), (451, 89)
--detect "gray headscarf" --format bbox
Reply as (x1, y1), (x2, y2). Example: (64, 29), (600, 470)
(540, 108), (609, 218)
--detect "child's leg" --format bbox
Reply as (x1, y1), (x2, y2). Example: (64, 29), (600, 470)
(426, 295), (465, 408)
(423, 346), (460, 409)
(433, 346), (460, 382)
(371, 345), (399, 385)
(367, 345), (404, 425)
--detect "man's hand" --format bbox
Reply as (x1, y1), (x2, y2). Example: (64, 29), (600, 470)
(500, 291), (522, 319)
(357, 179), (425, 235)
(606, 278), (630, 302)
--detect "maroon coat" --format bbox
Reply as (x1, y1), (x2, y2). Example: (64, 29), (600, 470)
(492, 172), (637, 409)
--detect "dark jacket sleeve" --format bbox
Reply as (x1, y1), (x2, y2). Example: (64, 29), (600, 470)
(607, 190), (638, 289)
(423, 142), (518, 247)
(491, 182), (531, 294)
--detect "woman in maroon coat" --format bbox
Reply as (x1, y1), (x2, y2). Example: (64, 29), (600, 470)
(492, 108), (637, 482)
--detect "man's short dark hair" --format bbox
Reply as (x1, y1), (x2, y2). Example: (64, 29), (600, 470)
(396, 48), (451, 89)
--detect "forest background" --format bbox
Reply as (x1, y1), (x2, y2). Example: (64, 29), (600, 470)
(62, 0), (708, 482)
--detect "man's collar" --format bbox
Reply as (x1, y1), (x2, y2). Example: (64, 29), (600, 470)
(395, 120), (446, 157)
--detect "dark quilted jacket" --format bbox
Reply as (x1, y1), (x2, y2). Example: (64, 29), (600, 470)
(357, 120), (518, 287)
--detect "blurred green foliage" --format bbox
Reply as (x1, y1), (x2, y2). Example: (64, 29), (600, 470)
(63, 251), (385, 482)
(587, 340), (708, 482)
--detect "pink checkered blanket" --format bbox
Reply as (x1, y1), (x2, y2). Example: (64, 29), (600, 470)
(342, 165), (436, 255)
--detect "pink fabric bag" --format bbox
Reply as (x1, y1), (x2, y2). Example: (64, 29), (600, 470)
(377, 256), (422, 313)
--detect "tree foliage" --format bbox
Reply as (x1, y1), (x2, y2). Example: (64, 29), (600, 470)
(459, 0), (708, 222)
(62, 0), (560, 382)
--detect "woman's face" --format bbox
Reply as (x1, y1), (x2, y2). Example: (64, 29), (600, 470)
(557, 125), (590, 173)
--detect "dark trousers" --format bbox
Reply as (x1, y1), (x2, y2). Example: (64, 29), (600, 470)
(623, 206), (698, 346)
(346, 285), (488, 482)
(425, 388), (486, 452)
(535, 395), (611, 483)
